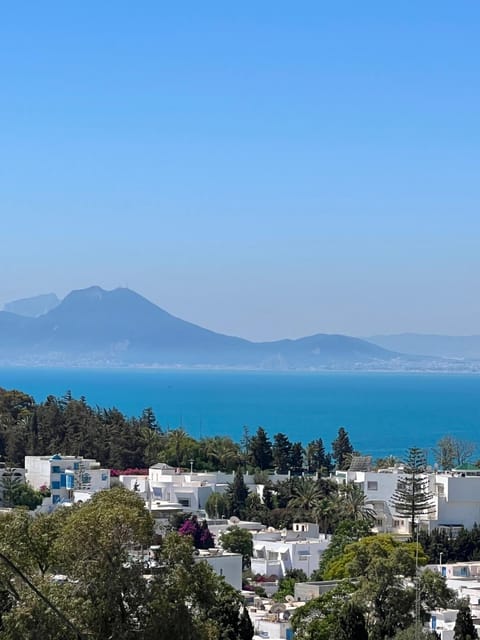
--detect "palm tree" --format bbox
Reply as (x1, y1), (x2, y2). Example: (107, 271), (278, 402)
(339, 482), (376, 522)
(205, 437), (241, 471)
(311, 496), (340, 532)
(288, 477), (323, 515)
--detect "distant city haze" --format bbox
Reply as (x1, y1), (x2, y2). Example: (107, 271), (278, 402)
(2, 3), (479, 341)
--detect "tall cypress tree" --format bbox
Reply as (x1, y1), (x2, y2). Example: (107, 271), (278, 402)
(272, 433), (292, 474)
(332, 427), (353, 470)
(390, 447), (434, 535)
(238, 606), (254, 640)
(226, 467), (249, 518)
(454, 601), (478, 640)
(248, 427), (273, 470)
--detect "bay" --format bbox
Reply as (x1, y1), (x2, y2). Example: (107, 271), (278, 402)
(1, 368), (480, 459)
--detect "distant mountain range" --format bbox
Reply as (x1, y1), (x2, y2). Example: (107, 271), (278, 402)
(0, 287), (477, 371)
(3, 293), (60, 317)
(368, 333), (480, 361)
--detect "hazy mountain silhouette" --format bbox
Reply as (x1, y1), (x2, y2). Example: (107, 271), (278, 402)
(0, 286), (446, 369)
(3, 293), (59, 317)
(368, 333), (480, 360)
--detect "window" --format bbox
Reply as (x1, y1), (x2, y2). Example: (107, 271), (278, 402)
(367, 481), (378, 491)
(51, 481), (60, 490)
(51, 466), (61, 474)
(101, 473), (108, 481)
(73, 463), (80, 471)
(178, 498), (190, 507)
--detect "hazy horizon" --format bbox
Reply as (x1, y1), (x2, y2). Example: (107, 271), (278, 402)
(2, 3), (479, 341)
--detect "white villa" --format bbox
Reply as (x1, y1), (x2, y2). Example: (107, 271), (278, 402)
(336, 464), (480, 536)
(25, 454), (110, 505)
(251, 523), (331, 578)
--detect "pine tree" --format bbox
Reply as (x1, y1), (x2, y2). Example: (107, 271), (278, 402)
(454, 601), (478, 640)
(248, 427), (273, 470)
(390, 447), (434, 535)
(289, 442), (305, 473)
(226, 467), (249, 518)
(332, 427), (353, 470)
(272, 433), (292, 474)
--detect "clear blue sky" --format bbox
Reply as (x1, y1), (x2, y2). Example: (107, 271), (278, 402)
(2, 2), (479, 340)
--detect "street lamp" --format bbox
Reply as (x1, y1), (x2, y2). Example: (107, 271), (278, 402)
(189, 459), (194, 473)
(439, 552), (443, 565)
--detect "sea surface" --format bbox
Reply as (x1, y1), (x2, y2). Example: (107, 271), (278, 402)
(1, 368), (480, 459)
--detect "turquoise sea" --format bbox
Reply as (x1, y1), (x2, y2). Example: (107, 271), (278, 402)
(1, 368), (480, 459)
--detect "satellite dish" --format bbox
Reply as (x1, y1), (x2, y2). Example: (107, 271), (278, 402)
(285, 595), (295, 602)
(229, 516), (240, 524)
(270, 603), (286, 614)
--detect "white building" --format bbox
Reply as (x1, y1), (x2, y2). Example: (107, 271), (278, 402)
(336, 466), (480, 536)
(251, 523), (331, 579)
(25, 454), (110, 505)
(145, 463), (290, 514)
(423, 562), (480, 638)
(194, 549), (243, 590)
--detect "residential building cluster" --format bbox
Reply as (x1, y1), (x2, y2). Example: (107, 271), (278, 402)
(4, 454), (480, 638)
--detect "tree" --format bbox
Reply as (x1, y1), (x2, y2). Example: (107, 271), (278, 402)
(289, 442), (305, 473)
(454, 601), (478, 640)
(394, 625), (440, 639)
(306, 438), (332, 475)
(333, 601), (368, 640)
(322, 533), (426, 581)
(272, 433), (292, 474)
(291, 581), (357, 640)
(248, 427), (273, 470)
(391, 447), (434, 535)
(434, 436), (476, 470)
(273, 569), (307, 602)
(178, 515), (215, 549)
(314, 519), (373, 580)
(225, 468), (249, 518)
(219, 526), (253, 570)
(238, 606), (254, 640)
(339, 482), (376, 522)
(205, 492), (229, 519)
(331, 427), (353, 470)
(288, 477), (323, 520)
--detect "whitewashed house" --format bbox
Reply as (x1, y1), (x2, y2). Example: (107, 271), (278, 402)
(336, 465), (480, 536)
(25, 454), (110, 505)
(251, 523), (331, 578)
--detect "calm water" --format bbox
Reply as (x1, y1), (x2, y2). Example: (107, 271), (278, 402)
(1, 368), (480, 459)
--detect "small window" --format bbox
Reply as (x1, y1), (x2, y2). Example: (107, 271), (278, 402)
(51, 466), (61, 474)
(51, 481), (60, 490)
(367, 481), (378, 491)
(178, 498), (190, 507)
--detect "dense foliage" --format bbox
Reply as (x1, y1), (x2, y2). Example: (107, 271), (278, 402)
(291, 535), (454, 640)
(418, 525), (480, 563)
(0, 388), (346, 475)
(0, 487), (253, 639)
